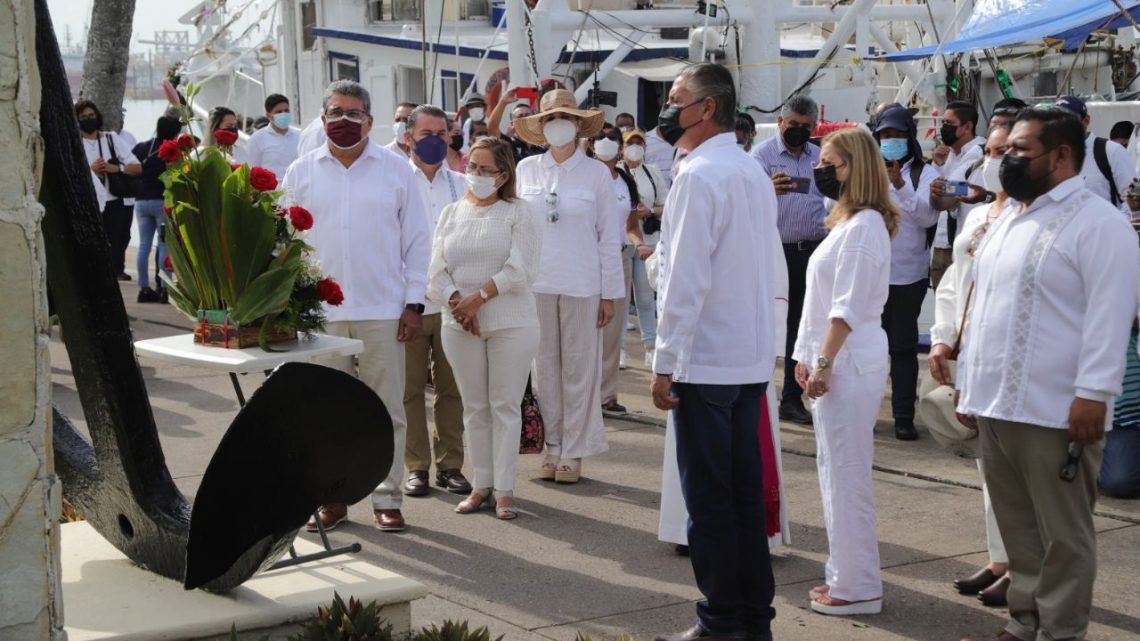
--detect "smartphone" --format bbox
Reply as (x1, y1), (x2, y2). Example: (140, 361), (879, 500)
(945, 180), (970, 197)
(516, 87), (539, 108)
(787, 176), (811, 194)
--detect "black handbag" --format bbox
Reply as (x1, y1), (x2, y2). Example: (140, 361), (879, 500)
(100, 134), (140, 199)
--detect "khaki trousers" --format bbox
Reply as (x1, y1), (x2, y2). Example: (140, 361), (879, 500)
(930, 246), (953, 290)
(601, 245), (634, 404)
(323, 320), (407, 510)
(979, 417), (1103, 641)
(403, 312), (465, 472)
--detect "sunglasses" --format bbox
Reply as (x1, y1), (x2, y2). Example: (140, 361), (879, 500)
(1059, 441), (1083, 482)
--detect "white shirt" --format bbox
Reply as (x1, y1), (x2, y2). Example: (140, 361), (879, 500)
(1080, 131), (1134, 215)
(82, 132), (140, 203)
(621, 161), (669, 245)
(427, 198), (542, 333)
(792, 209), (891, 375)
(296, 116), (327, 157)
(412, 163), (466, 314)
(934, 136), (985, 248)
(384, 139), (411, 159)
(959, 177), (1139, 430)
(653, 132), (777, 384)
(643, 127), (675, 187)
(611, 173), (632, 247)
(516, 149), (625, 299)
(889, 160), (940, 284)
(929, 201), (1001, 348)
(280, 143), (430, 323)
(246, 126), (300, 180)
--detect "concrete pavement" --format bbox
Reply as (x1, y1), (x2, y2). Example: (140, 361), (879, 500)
(48, 274), (1140, 641)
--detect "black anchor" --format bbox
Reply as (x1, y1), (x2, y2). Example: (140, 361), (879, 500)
(35, 0), (392, 592)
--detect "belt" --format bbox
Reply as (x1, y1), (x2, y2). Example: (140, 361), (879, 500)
(783, 240), (822, 252)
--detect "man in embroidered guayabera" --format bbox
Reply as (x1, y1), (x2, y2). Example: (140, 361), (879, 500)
(957, 107), (1139, 641)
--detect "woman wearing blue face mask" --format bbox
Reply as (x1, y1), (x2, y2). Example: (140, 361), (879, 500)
(246, 93), (300, 180)
(871, 104), (941, 442)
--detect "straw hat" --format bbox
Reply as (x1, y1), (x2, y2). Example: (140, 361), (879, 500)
(622, 128), (648, 144)
(514, 89), (606, 147)
(917, 368), (978, 458)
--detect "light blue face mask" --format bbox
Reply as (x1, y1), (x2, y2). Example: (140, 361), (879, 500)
(879, 138), (909, 161)
(272, 112), (292, 130)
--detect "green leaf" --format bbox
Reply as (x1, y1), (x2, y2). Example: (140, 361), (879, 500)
(194, 151), (236, 305)
(226, 266), (298, 325)
(220, 166), (277, 301)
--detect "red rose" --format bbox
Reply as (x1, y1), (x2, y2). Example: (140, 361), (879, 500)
(213, 128), (238, 147)
(249, 166), (277, 192)
(175, 133), (194, 151)
(316, 278), (344, 306)
(288, 205), (313, 231)
(157, 140), (180, 163)
(163, 255), (173, 273)
(231, 163), (242, 171)
(162, 203), (172, 215)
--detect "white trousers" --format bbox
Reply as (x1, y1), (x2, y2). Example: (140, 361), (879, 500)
(601, 246), (634, 403)
(534, 293), (608, 460)
(978, 459), (1009, 565)
(323, 320), (407, 510)
(442, 323), (540, 495)
(657, 382), (791, 549)
(811, 361), (888, 602)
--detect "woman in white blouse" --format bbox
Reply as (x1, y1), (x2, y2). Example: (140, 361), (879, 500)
(926, 122), (1013, 604)
(512, 90), (624, 484)
(428, 138), (542, 520)
(793, 127), (898, 616)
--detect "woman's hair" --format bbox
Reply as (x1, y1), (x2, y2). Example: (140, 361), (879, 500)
(822, 127), (900, 238)
(207, 106), (237, 143)
(74, 99), (103, 130)
(469, 137), (517, 202)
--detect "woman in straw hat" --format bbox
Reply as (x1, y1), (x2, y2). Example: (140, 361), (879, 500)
(924, 121), (1013, 607)
(514, 89), (626, 483)
(794, 127), (898, 616)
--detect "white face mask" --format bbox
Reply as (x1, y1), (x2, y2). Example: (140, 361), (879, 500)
(594, 138), (619, 161)
(466, 173), (499, 200)
(623, 144), (645, 163)
(468, 107), (485, 122)
(981, 157), (1002, 193)
(543, 119), (578, 148)
(393, 121), (407, 142)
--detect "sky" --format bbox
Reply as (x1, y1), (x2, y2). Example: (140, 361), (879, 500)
(46, 0), (263, 55)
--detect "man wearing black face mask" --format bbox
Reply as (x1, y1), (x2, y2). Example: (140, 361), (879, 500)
(929, 101), (985, 289)
(958, 107), (1139, 641)
(751, 93), (826, 425)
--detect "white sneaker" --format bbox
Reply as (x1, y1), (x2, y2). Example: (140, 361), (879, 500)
(644, 350), (655, 368)
(619, 350), (628, 370)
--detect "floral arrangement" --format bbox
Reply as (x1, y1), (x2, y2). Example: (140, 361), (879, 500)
(158, 82), (343, 349)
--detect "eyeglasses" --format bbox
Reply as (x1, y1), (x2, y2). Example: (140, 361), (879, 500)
(1059, 441), (1083, 482)
(545, 191), (559, 223)
(465, 163), (501, 177)
(325, 108), (368, 120)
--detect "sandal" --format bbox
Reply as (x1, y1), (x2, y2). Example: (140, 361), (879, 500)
(808, 584), (829, 599)
(810, 594), (882, 616)
(455, 491), (491, 514)
(495, 498), (519, 521)
(555, 458), (581, 484)
(540, 454), (558, 480)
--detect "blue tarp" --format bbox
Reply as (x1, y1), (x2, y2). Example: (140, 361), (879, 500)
(875, 0), (1140, 61)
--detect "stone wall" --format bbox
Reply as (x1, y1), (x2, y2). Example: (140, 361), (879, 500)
(0, 1), (63, 640)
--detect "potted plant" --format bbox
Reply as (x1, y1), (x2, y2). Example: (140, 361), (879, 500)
(158, 81), (343, 349)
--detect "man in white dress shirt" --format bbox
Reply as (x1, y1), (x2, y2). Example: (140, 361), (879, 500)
(928, 100), (985, 289)
(1055, 95), (1134, 215)
(650, 63), (778, 641)
(399, 105), (471, 498)
(384, 102), (417, 158)
(246, 93), (300, 179)
(281, 80), (431, 534)
(958, 107), (1139, 641)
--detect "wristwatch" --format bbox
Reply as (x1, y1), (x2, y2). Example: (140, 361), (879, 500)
(478, 288), (489, 302)
(815, 355), (831, 370)
(405, 303), (425, 314)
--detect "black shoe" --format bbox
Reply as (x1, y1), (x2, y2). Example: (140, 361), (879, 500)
(602, 400), (627, 415)
(435, 469), (473, 494)
(117, 272), (132, 281)
(654, 624), (731, 641)
(402, 470), (430, 496)
(894, 418), (918, 441)
(778, 399), (812, 424)
(136, 287), (162, 303)
(674, 544), (690, 557)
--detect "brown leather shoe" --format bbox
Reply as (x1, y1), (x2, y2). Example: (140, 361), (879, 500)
(436, 469), (473, 494)
(374, 509), (406, 532)
(961, 630), (1023, 641)
(653, 624), (733, 641)
(953, 566), (999, 595)
(978, 574), (1010, 607)
(403, 470), (430, 496)
(305, 503), (348, 532)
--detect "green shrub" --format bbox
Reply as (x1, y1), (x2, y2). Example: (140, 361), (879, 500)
(287, 592), (392, 641)
(412, 620), (503, 641)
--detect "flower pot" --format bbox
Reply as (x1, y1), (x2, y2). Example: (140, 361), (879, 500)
(193, 310), (296, 349)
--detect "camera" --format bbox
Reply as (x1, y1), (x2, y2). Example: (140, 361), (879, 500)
(642, 215), (661, 236)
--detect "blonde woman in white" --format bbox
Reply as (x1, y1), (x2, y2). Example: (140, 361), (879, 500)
(793, 127), (898, 616)
(429, 137), (542, 520)
(513, 90), (624, 483)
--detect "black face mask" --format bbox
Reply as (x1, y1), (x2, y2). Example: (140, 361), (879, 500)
(450, 135), (464, 151)
(658, 101), (700, 147)
(813, 165), (842, 201)
(783, 126), (811, 149)
(79, 117), (99, 134)
(999, 153), (1053, 202)
(940, 123), (961, 147)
